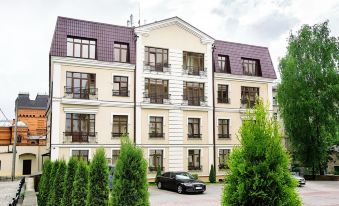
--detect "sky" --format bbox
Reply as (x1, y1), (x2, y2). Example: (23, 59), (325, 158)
(0, 0), (338, 119)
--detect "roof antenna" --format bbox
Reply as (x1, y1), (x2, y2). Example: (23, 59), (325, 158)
(130, 14), (134, 27)
(138, 0), (141, 26)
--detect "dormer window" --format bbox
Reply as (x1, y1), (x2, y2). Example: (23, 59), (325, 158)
(241, 58), (262, 76)
(114, 42), (129, 63)
(217, 55), (231, 73)
(67, 37), (96, 59)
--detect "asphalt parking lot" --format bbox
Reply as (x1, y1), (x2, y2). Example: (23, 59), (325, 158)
(149, 181), (339, 206)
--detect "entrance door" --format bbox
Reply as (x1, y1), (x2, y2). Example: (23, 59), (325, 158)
(23, 160), (32, 175)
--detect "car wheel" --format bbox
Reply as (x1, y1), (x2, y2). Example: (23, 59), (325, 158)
(177, 185), (184, 194)
(157, 181), (162, 189)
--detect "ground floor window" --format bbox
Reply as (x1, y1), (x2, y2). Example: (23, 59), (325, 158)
(188, 149), (201, 170)
(112, 150), (120, 165)
(149, 150), (163, 171)
(72, 150), (89, 162)
(219, 149), (230, 169)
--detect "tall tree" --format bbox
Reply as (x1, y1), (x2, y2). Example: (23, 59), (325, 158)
(111, 135), (149, 206)
(38, 160), (52, 206)
(48, 160), (67, 206)
(222, 99), (301, 206)
(61, 157), (78, 206)
(47, 160), (60, 205)
(87, 148), (109, 206)
(278, 21), (339, 175)
(72, 160), (89, 206)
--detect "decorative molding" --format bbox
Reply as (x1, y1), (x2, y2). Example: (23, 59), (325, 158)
(63, 107), (98, 114)
(215, 73), (275, 83)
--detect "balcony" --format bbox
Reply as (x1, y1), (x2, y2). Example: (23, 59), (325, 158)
(149, 166), (164, 172)
(183, 65), (206, 76)
(188, 165), (202, 171)
(63, 132), (97, 143)
(149, 132), (165, 138)
(111, 132), (129, 139)
(240, 98), (256, 108)
(182, 96), (207, 106)
(218, 134), (231, 139)
(144, 62), (170, 73)
(112, 90), (130, 97)
(187, 134), (202, 139)
(217, 97), (230, 104)
(64, 86), (98, 100)
(143, 93), (171, 104)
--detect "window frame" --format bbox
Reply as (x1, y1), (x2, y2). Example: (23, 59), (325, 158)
(241, 86), (260, 108)
(111, 149), (120, 165)
(112, 115), (128, 138)
(149, 149), (164, 171)
(144, 47), (169, 71)
(217, 84), (229, 103)
(114, 42), (129, 63)
(144, 78), (169, 104)
(149, 116), (164, 138)
(188, 118), (201, 138)
(183, 82), (205, 106)
(218, 149), (230, 169)
(71, 150), (89, 162)
(67, 37), (96, 59)
(183, 51), (205, 75)
(217, 55), (231, 73)
(188, 149), (201, 170)
(241, 58), (262, 76)
(65, 72), (96, 99)
(218, 119), (230, 138)
(65, 113), (96, 142)
(113, 76), (129, 96)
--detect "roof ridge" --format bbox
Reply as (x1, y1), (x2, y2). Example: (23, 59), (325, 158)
(216, 40), (268, 49)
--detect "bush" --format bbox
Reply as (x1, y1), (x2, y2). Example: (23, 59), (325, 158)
(191, 173), (199, 180)
(48, 160), (67, 206)
(222, 99), (301, 206)
(46, 160), (60, 205)
(38, 160), (52, 206)
(111, 135), (149, 206)
(209, 164), (216, 183)
(156, 164), (162, 179)
(72, 160), (89, 206)
(61, 157), (78, 206)
(87, 148), (109, 206)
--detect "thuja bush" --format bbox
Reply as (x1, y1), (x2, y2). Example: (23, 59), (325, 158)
(38, 160), (52, 206)
(61, 157), (78, 206)
(72, 160), (89, 206)
(46, 160), (60, 205)
(209, 164), (216, 183)
(222, 99), (301, 206)
(156, 164), (162, 179)
(48, 160), (67, 206)
(87, 148), (109, 206)
(111, 135), (149, 206)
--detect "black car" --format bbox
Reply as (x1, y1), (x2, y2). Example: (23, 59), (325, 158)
(155, 172), (206, 194)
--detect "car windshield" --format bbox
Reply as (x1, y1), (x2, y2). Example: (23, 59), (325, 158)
(175, 172), (195, 180)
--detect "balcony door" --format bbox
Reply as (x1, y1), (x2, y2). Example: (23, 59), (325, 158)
(145, 78), (168, 104)
(66, 72), (95, 99)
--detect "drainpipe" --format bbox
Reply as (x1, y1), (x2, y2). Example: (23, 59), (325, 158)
(133, 33), (138, 144)
(212, 44), (216, 170)
(11, 98), (18, 181)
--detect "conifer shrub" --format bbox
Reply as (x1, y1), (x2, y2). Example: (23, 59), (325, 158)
(48, 160), (67, 206)
(72, 160), (89, 206)
(209, 164), (216, 183)
(111, 135), (149, 206)
(46, 160), (60, 205)
(38, 160), (52, 206)
(156, 164), (162, 179)
(222, 99), (301, 206)
(61, 157), (78, 206)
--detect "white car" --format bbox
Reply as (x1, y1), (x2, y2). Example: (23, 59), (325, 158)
(291, 172), (306, 186)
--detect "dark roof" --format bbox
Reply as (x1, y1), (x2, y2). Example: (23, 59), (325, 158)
(16, 94), (49, 110)
(213, 40), (276, 79)
(50, 16), (136, 64)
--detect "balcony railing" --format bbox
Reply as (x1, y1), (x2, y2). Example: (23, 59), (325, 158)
(63, 132), (97, 143)
(187, 134), (202, 139)
(217, 97), (230, 104)
(111, 132), (129, 139)
(183, 65), (206, 76)
(182, 96), (207, 106)
(218, 134), (231, 139)
(149, 132), (165, 138)
(240, 98), (256, 108)
(188, 165), (202, 171)
(218, 164), (229, 170)
(144, 61), (171, 73)
(148, 166), (164, 172)
(143, 93), (171, 104)
(112, 90), (130, 97)
(64, 86), (98, 100)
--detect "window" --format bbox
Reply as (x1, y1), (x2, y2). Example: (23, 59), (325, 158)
(72, 150), (89, 162)
(65, 113), (95, 142)
(149, 150), (163, 171)
(183, 52), (204, 75)
(241, 86), (259, 108)
(67, 37), (96, 59)
(188, 149), (201, 170)
(241, 58), (261, 76)
(144, 78), (169, 104)
(144, 47), (169, 71)
(149, 116), (164, 138)
(219, 149), (230, 169)
(217, 84), (229, 103)
(114, 42), (129, 63)
(65, 72), (96, 99)
(273, 113), (278, 120)
(113, 76), (129, 96)
(218, 119), (230, 138)
(217, 55), (231, 73)
(188, 118), (201, 138)
(112, 150), (120, 165)
(183, 82), (205, 106)
(112, 115), (128, 138)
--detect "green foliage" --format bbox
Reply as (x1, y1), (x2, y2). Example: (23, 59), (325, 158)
(209, 164), (216, 183)
(38, 160), (52, 206)
(191, 173), (198, 180)
(61, 157), (78, 206)
(72, 160), (89, 206)
(156, 164), (162, 179)
(46, 160), (60, 206)
(111, 135), (149, 206)
(278, 21), (339, 174)
(87, 148), (109, 206)
(48, 160), (67, 206)
(222, 99), (301, 206)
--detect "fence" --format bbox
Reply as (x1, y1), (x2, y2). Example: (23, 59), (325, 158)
(9, 177), (25, 206)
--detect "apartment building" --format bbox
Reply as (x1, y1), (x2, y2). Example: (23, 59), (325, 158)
(48, 16), (276, 180)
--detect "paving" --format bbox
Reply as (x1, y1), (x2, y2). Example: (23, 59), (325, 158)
(0, 180), (20, 206)
(149, 181), (339, 206)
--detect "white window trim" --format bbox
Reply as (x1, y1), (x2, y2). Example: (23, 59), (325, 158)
(64, 108), (98, 114)
(69, 148), (91, 160)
